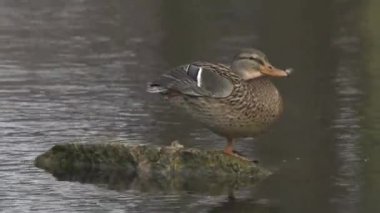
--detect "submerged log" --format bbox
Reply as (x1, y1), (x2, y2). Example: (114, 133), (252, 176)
(35, 141), (271, 194)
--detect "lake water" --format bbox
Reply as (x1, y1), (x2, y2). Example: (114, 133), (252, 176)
(0, 0), (379, 212)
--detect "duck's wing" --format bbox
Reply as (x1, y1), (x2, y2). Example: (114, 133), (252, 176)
(147, 62), (234, 98)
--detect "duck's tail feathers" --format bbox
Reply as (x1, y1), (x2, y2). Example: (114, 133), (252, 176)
(146, 82), (168, 94)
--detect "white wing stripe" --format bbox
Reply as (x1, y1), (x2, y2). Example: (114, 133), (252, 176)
(196, 67), (203, 87)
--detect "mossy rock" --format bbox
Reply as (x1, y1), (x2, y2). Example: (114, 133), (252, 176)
(35, 142), (271, 194)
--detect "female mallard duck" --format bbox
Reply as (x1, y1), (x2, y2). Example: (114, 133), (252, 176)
(147, 48), (291, 160)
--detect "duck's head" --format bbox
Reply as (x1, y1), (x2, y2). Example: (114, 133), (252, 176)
(231, 48), (292, 80)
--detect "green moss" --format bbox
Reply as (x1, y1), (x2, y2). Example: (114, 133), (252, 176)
(35, 142), (270, 193)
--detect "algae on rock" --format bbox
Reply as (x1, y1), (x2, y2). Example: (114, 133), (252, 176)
(35, 142), (270, 193)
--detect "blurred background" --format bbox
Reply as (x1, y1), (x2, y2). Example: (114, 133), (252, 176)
(0, 0), (379, 212)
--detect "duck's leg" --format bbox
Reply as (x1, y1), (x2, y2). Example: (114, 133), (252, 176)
(223, 138), (257, 163)
(223, 138), (235, 156)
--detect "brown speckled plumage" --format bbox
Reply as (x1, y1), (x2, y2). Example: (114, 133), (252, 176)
(147, 48), (291, 160)
(168, 62), (283, 138)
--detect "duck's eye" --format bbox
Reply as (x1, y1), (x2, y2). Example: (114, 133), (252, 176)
(249, 57), (264, 65)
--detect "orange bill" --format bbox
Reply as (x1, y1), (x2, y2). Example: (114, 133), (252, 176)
(260, 62), (293, 77)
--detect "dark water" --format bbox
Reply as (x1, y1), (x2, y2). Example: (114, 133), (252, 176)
(0, 0), (379, 212)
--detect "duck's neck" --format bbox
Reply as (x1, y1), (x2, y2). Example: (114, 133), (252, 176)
(248, 77), (283, 112)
